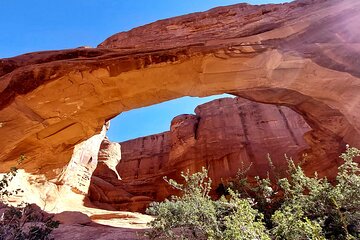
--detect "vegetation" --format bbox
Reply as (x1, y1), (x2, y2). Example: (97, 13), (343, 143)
(146, 146), (360, 240)
(0, 160), (59, 240)
(0, 203), (60, 240)
(0, 166), (22, 201)
(146, 168), (269, 239)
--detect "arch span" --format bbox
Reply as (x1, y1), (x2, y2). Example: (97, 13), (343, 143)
(0, 0), (359, 180)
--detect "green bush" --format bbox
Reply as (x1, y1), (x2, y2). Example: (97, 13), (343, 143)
(228, 146), (360, 239)
(271, 205), (325, 240)
(146, 167), (270, 240)
(271, 146), (360, 239)
(146, 146), (360, 240)
(221, 189), (270, 240)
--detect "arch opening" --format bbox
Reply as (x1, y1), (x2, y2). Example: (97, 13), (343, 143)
(107, 94), (233, 143)
(87, 93), (332, 212)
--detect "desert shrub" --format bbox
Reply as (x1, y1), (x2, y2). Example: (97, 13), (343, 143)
(271, 204), (325, 240)
(225, 159), (283, 229)
(146, 167), (270, 240)
(147, 146), (360, 240)
(0, 163), (59, 240)
(221, 189), (270, 240)
(272, 146), (360, 240)
(228, 146), (360, 239)
(0, 204), (60, 240)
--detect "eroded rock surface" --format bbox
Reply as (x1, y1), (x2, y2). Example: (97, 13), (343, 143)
(88, 97), (320, 211)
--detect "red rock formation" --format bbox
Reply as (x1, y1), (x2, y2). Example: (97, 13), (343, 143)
(89, 97), (323, 211)
(94, 136), (121, 181)
(0, 0), (359, 213)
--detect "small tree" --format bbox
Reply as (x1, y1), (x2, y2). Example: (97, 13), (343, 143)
(146, 167), (270, 240)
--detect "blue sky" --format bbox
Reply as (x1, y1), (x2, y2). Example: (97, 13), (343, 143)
(0, 0), (288, 142)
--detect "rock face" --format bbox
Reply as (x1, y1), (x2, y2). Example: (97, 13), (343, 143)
(1, 125), (108, 213)
(58, 124), (108, 194)
(0, 0), (360, 212)
(120, 97), (314, 179)
(89, 97), (316, 211)
(94, 136), (121, 181)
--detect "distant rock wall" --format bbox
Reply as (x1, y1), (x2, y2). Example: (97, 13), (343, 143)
(119, 97), (313, 180)
(89, 97), (319, 211)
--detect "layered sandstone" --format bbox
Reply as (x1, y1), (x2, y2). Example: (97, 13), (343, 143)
(89, 97), (318, 211)
(0, 0), (359, 213)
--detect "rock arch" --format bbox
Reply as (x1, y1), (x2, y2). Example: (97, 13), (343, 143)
(0, 0), (359, 181)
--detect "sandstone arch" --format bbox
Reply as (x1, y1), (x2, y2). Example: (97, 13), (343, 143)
(0, 0), (359, 182)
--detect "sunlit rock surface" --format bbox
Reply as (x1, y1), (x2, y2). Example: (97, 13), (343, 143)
(0, 0), (359, 232)
(1, 0), (359, 178)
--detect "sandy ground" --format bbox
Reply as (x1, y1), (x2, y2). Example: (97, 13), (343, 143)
(52, 208), (153, 240)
